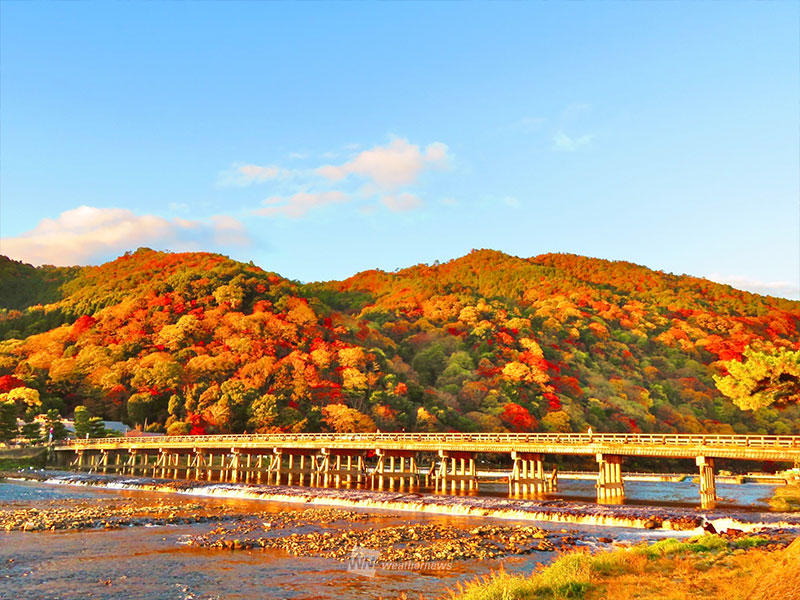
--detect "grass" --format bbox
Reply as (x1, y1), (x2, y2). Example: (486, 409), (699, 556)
(445, 535), (800, 600)
(0, 446), (48, 470)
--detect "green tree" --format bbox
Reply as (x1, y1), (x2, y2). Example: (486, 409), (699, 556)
(247, 393), (278, 432)
(127, 393), (154, 427)
(45, 409), (68, 442)
(21, 410), (41, 444)
(412, 344), (447, 387)
(0, 401), (18, 444)
(73, 405), (90, 439)
(714, 347), (800, 410)
(87, 416), (106, 439)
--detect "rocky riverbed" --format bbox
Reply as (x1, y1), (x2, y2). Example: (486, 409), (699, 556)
(1, 491), (567, 563)
(186, 521), (561, 561)
(0, 497), (242, 531)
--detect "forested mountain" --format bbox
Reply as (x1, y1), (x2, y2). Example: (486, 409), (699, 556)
(1, 248), (798, 436)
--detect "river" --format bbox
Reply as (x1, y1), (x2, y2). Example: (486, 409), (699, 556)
(0, 474), (796, 600)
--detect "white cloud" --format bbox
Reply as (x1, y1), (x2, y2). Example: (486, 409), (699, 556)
(553, 130), (593, 152)
(254, 191), (348, 218)
(210, 215), (249, 247)
(0, 206), (249, 267)
(503, 196), (521, 208)
(706, 274), (800, 300)
(381, 192), (422, 212)
(316, 138), (449, 188)
(218, 163), (292, 186)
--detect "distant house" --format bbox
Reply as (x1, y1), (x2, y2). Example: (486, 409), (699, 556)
(124, 429), (165, 437)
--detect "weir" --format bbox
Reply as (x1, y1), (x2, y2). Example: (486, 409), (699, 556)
(54, 432), (800, 508)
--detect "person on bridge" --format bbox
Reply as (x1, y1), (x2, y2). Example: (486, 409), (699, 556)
(587, 427), (593, 442)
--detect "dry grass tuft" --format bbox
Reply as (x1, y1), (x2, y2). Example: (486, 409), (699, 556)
(442, 535), (800, 600)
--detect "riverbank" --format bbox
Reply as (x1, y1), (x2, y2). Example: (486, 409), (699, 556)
(0, 447), (46, 470)
(448, 534), (800, 600)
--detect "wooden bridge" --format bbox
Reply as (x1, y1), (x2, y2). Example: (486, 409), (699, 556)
(53, 433), (800, 508)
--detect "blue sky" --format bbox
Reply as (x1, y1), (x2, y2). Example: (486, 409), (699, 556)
(1, 2), (798, 298)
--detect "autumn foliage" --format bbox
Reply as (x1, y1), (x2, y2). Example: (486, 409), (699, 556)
(0, 248), (798, 435)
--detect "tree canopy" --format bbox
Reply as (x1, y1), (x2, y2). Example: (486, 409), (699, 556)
(714, 346), (800, 411)
(0, 248), (798, 437)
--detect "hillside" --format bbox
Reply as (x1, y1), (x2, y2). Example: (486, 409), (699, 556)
(0, 248), (798, 436)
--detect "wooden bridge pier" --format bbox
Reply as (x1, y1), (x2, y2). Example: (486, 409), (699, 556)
(509, 452), (556, 495)
(436, 450), (477, 493)
(374, 449), (418, 490)
(596, 454), (625, 502)
(697, 456), (717, 508)
(321, 448), (366, 487)
(270, 448), (319, 486)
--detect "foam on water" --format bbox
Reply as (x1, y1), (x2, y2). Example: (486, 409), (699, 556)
(31, 472), (800, 534)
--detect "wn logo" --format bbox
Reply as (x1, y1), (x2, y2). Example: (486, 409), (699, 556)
(347, 546), (380, 577)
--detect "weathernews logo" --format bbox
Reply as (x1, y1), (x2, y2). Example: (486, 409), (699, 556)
(346, 546), (452, 578)
(347, 546), (380, 577)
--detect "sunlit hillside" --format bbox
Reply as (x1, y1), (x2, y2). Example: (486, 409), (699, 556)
(1, 248), (798, 436)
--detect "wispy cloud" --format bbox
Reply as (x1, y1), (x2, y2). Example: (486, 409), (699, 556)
(0, 206), (249, 266)
(231, 138), (450, 218)
(380, 192), (422, 212)
(218, 163), (293, 187)
(552, 130), (594, 152)
(706, 274), (800, 300)
(253, 191), (349, 218)
(316, 138), (449, 188)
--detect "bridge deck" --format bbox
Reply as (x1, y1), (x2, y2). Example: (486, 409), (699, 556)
(55, 432), (800, 462)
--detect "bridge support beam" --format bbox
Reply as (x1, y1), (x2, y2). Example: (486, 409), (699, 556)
(596, 454), (624, 502)
(270, 448), (319, 486)
(374, 449), (417, 490)
(509, 452), (555, 495)
(696, 456), (717, 508)
(321, 448), (366, 487)
(226, 450), (241, 483)
(436, 450), (477, 493)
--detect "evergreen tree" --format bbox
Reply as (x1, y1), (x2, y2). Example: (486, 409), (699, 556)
(87, 416), (106, 439)
(45, 409), (68, 442)
(0, 401), (18, 444)
(21, 410), (41, 444)
(73, 405), (90, 439)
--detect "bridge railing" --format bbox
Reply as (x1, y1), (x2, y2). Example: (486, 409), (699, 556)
(57, 432), (800, 449)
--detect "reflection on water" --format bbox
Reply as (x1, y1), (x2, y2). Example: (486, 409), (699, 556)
(0, 477), (793, 600)
(474, 479), (777, 511)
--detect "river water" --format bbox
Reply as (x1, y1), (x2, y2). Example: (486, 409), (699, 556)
(0, 475), (795, 600)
